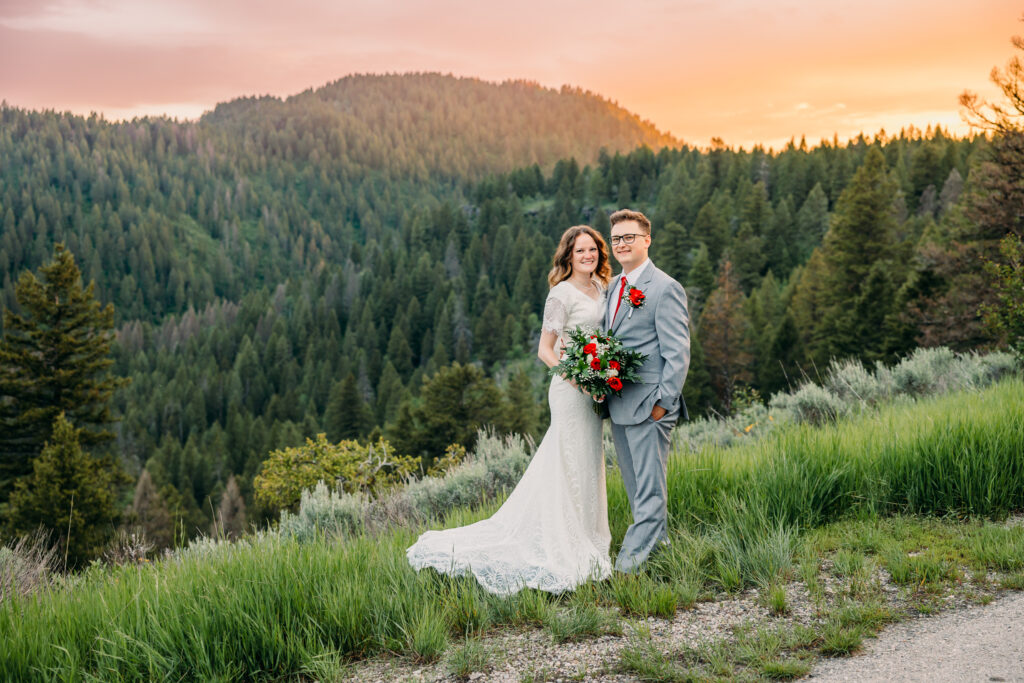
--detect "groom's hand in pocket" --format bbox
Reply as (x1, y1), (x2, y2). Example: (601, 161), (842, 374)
(651, 405), (667, 422)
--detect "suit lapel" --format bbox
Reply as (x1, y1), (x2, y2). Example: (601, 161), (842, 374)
(606, 273), (623, 330)
(611, 262), (657, 334)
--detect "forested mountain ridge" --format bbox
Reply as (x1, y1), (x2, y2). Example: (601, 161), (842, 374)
(203, 73), (679, 181)
(0, 73), (677, 324)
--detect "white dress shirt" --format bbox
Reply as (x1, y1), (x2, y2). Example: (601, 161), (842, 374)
(608, 258), (651, 322)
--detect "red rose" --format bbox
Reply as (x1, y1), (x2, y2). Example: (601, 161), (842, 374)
(608, 360), (620, 370)
(583, 343), (597, 355)
(607, 377), (623, 391)
(590, 358), (602, 370)
(629, 289), (645, 305)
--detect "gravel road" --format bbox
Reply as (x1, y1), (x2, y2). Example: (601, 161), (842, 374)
(808, 591), (1024, 683)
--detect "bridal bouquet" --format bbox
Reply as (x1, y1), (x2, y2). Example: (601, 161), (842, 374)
(551, 327), (647, 410)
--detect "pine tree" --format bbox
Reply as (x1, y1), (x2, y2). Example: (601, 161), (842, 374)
(5, 413), (129, 568)
(388, 363), (506, 469)
(811, 147), (900, 366)
(691, 202), (729, 264)
(981, 234), (1024, 360)
(375, 360), (407, 426)
(681, 331), (716, 416)
(324, 373), (373, 441)
(214, 474), (248, 540)
(795, 183), (830, 261)
(840, 260), (897, 363)
(730, 223), (767, 293)
(821, 147), (898, 292)
(764, 197), (796, 276)
(685, 244), (715, 318)
(760, 313), (802, 397)
(130, 468), (173, 551)
(503, 370), (540, 439)
(0, 244), (129, 502)
(698, 261), (752, 412)
(656, 221), (690, 283)
(385, 323), (414, 380)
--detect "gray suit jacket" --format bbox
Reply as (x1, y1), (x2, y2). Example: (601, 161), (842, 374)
(605, 262), (691, 425)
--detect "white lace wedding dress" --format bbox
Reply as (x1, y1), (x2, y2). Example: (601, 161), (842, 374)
(406, 280), (612, 595)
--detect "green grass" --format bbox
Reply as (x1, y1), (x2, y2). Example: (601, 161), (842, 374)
(619, 640), (696, 682)
(818, 621), (863, 656)
(832, 549), (866, 578)
(760, 582), (789, 615)
(760, 657), (811, 679)
(2, 379), (1022, 681)
(543, 601), (621, 643)
(603, 572), (678, 618)
(445, 637), (492, 679)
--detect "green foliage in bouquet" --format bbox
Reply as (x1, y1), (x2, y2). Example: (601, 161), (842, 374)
(253, 434), (419, 511)
(550, 327), (647, 406)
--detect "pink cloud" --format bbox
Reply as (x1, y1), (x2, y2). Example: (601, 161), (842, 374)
(0, 0), (1020, 146)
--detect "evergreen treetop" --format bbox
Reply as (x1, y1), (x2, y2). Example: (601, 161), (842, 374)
(0, 244), (128, 500)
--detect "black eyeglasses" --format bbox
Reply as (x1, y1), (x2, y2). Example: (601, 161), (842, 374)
(610, 234), (646, 246)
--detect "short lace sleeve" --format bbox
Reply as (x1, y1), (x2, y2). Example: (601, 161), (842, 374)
(542, 285), (570, 336)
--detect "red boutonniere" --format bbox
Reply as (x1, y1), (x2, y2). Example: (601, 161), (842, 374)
(624, 284), (646, 314)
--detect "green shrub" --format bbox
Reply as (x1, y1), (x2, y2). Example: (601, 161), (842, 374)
(255, 434), (419, 510)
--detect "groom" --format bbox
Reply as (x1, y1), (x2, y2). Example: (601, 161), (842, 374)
(605, 209), (690, 573)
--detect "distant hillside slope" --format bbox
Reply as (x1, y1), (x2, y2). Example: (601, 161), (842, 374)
(203, 73), (679, 180)
(0, 74), (677, 321)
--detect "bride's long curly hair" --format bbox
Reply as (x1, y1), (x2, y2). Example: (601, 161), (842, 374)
(547, 225), (613, 288)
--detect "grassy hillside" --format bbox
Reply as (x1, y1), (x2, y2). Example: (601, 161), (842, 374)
(2, 378), (1021, 681)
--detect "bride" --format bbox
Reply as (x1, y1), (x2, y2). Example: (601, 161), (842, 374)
(406, 225), (614, 595)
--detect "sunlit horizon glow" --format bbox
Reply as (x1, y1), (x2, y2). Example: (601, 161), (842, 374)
(1, 0), (1019, 150)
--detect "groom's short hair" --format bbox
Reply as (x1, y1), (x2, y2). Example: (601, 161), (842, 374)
(609, 209), (651, 235)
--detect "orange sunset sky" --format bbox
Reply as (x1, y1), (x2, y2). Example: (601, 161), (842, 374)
(0, 0), (1021, 149)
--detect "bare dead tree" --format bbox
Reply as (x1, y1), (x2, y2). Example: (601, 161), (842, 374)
(960, 14), (1024, 133)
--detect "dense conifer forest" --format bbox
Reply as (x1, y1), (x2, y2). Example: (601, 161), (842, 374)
(0, 73), (1014, 542)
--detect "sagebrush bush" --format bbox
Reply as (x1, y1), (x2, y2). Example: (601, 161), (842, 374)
(275, 431), (532, 542)
(775, 383), (848, 426)
(825, 358), (888, 405)
(674, 348), (1018, 451)
(278, 483), (369, 542)
(0, 532), (58, 602)
(672, 401), (774, 451)
(885, 346), (963, 397)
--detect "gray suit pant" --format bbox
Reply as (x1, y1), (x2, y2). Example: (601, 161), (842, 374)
(611, 405), (679, 572)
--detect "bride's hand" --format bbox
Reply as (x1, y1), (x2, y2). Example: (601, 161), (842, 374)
(572, 381), (595, 399)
